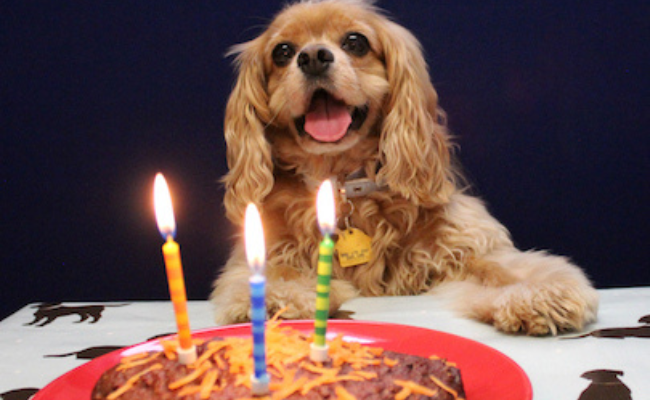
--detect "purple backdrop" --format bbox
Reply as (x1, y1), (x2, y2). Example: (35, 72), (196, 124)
(2, 1), (649, 319)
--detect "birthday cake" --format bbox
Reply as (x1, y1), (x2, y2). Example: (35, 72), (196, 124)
(91, 319), (465, 400)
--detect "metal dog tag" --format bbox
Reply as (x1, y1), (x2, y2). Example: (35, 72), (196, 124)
(336, 228), (372, 267)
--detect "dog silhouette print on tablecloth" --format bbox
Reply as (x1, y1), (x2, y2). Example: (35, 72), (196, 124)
(0, 388), (39, 400)
(568, 314), (650, 339)
(24, 302), (129, 327)
(42, 333), (179, 361)
(578, 369), (633, 400)
(44, 345), (124, 360)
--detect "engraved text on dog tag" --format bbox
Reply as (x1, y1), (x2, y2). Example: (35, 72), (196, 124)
(336, 228), (372, 267)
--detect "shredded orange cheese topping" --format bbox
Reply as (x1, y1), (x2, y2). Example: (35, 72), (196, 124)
(394, 379), (439, 398)
(103, 310), (461, 400)
(335, 386), (357, 400)
(430, 374), (464, 400)
(106, 363), (163, 400)
(116, 352), (160, 371)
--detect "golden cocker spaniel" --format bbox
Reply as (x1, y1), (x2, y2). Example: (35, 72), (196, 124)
(210, 0), (599, 335)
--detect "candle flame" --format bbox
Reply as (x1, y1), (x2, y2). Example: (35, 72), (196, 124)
(317, 179), (335, 235)
(245, 203), (266, 274)
(154, 173), (176, 239)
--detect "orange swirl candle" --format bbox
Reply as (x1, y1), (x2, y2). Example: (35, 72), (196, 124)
(154, 173), (197, 364)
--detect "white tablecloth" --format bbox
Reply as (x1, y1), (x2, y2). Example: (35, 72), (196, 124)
(1, 287), (648, 399)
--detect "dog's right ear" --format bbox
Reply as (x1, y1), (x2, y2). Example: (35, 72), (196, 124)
(371, 18), (455, 206)
(222, 37), (274, 225)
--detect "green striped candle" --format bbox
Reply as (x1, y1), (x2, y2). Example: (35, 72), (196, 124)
(311, 180), (336, 362)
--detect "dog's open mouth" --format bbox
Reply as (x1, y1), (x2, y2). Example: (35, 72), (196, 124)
(295, 89), (368, 143)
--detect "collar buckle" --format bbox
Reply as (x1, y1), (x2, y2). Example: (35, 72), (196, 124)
(339, 178), (385, 201)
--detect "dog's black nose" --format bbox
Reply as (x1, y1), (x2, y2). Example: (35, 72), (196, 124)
(297, 45), (334, 77)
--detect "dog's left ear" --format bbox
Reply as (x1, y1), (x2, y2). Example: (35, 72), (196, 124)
(222, 37), (275, 224)
(373, 20), (455, 206)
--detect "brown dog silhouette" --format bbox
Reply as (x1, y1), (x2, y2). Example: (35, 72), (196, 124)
(42, 333), (175, 360)
(578, 369), (633, 400)
(44, 345), (124, 360)
(568, 314), (650, 340)
(0, 388), (39, 400)
(24, 302), (129, 327)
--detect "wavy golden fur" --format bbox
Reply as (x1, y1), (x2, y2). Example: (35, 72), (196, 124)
(211, 0), (599, 335)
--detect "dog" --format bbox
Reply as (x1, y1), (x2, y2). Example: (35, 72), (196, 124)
(210, 0), (599, 335)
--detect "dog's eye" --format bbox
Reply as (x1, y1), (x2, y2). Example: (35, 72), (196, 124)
(272, 42), (296, 67)
(341, 32), (370, 57)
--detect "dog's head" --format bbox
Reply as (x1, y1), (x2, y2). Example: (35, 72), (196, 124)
(223, 0), (455, 223)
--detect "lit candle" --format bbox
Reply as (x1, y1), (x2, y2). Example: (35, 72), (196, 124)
(153, 173), (197, 365)
(311, 179), (336, 362)
(245, 203), (269, 395)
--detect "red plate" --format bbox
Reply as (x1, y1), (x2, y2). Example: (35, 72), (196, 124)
(34, 320), (532, 400)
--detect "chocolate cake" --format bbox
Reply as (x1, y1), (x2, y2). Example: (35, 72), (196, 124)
(92, 321), (465, 400)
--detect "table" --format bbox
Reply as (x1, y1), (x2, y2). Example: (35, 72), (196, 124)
(1, 287), (648, 399)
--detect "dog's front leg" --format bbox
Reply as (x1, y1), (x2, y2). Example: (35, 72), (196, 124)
(486, 250), (599, 335)
(434, 249), (599, 335)
(210, 252), (252, 325)
(264, 272), (358, 321)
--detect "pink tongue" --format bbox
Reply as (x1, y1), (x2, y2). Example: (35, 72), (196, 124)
(304, 94), (352, 142)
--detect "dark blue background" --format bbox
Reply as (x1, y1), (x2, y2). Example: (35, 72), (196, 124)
(2, 1), (648, 320)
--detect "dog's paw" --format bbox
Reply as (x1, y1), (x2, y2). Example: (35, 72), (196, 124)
(211, 274), (357, 325)
(212, 281), (319, 325)
(492, 284), (598, 335)
(266, 283), (318, 320)
(213, 297), (252, 326)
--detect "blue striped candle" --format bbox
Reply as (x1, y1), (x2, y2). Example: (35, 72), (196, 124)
(244, 204), (269, 395)
(249, 274), (269, 394)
